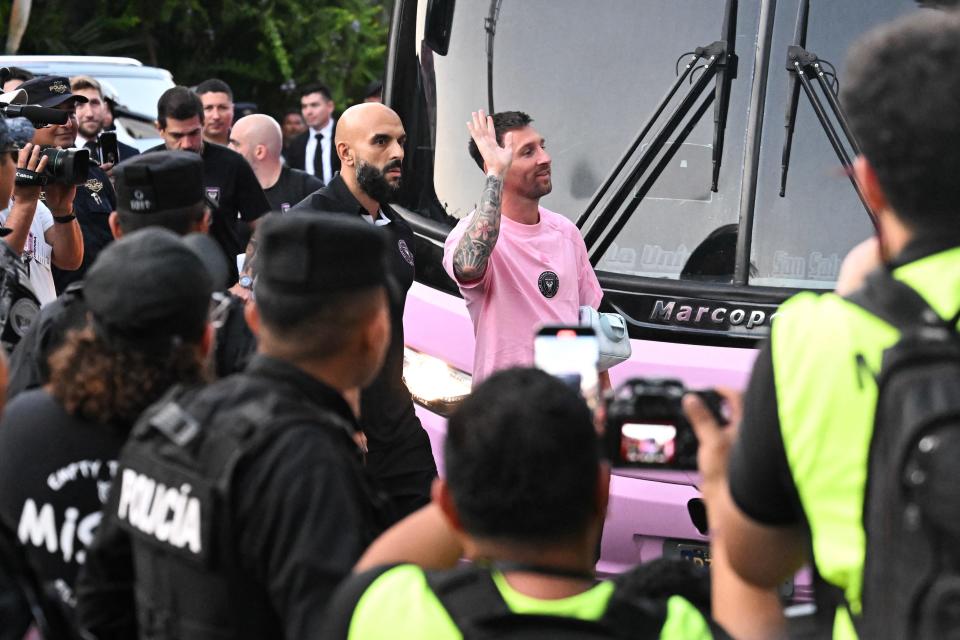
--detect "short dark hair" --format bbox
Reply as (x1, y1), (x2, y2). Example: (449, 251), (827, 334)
(467, 111), (533, 171)
(299, 82), (333, 102)
(157, 86), (204, 129)
(842, 10), (960, 230)
(116, 202), (207, 236)
(445, 368), (600, 544)
(5, 67), (33, 83)
(254, 286), (385, 361)
(282, 108), (303, 120)
(195, 78), (234, 101)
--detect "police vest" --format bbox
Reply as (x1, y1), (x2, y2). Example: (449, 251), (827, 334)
(109, 378), (367, 639)
(771, 247), (960, 639)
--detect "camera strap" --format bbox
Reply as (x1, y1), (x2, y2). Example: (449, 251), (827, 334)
(14, 168), (48, 187)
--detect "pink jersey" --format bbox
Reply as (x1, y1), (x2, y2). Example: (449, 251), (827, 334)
(443, 206), (603, 385)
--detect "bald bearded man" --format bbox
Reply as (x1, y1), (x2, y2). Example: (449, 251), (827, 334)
(291, 103), (436, 519)
(229, 114), (323, 213)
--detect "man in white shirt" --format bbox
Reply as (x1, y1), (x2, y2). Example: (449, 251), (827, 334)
(0, 116), (83, 306)
(285, 82), (340, 184)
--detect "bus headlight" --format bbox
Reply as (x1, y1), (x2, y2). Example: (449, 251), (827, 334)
(403, 347), (472, 416)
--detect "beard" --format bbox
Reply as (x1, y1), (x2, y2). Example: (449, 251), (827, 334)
(78, 120), (102, 139)
(356, 159), (402, 203)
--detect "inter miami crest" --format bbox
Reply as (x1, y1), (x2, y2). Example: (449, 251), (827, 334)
(538, 271), (559, 298)
(205, 187), (221, 208)
(398, 239), (415, 266)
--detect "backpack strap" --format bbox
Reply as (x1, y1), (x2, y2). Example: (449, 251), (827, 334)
(424, 565), (511, 634)
(845, 268), (949, 332)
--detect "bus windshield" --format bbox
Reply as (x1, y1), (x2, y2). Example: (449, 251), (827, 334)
(414, 0), (919, 291)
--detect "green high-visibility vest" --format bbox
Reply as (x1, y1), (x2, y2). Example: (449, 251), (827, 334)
(772, 246), (960, 638)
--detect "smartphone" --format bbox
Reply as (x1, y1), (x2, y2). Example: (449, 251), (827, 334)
(534, 325), (600, 414)
(98, 131), (119, 165)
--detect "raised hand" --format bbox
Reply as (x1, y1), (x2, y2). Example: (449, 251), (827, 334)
(467, 110), (514, 176)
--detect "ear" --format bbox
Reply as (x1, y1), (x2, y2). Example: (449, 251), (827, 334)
(433, 478), (467, 534)
(108, 211), (122, 239)
(154, 120), (163, 133)
(337, 141), (352, 166)
(595, 462), (611, 521)
(199, 322), (214, 357)
(854, 156), (888, 217)
(255, 144), (267, 161)
(243, 299), (261, 337)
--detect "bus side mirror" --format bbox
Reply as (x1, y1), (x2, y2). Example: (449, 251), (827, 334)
(425, 0), (456, 56)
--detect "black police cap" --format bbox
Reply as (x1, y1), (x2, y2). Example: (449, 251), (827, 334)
(18, 75), (88, 108)
(113, 151), (209, 215)
(84, 228), (214, 344)
(256, 213), (389, 298)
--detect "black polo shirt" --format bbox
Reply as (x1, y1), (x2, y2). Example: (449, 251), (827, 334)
(146, 142), (270, 282)
(290, 176), (437, 498)
(265, 166), (324, 213)
(52, 165), (116, 293)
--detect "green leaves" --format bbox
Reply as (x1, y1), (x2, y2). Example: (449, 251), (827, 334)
(7, 0), (392, 117)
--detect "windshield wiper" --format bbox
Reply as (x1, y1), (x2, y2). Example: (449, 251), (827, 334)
(778, 0), (876, 230)
(577, 0), (739, 267)
(485, 0), (504, 113)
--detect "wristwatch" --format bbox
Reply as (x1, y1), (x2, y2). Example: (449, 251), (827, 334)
(52, 214), (77, 223)
(238, 274), (254, 290)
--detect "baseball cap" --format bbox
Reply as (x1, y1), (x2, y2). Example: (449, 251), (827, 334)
(112, 151), (213, 215)
(84, 228), (215, 346)
(255, 213), (389, 300)
(18, 75), (88, 108)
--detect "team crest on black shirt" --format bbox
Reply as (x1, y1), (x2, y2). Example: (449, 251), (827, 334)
(538, 271), (559, 298)
(205, 187), (220, 207)
(398, 239), (414, 266)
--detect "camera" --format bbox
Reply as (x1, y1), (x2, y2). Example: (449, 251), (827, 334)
(604, 378), (727, 470)
(40, 147), (90, 185)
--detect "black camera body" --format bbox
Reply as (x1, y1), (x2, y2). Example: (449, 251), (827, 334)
(604, 378), (726, 470)
(41, 147), (90, 185)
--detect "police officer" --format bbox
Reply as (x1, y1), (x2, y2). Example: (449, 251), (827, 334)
(686, 12), (960, 640)
(5, 151), (220, 398)
(77, 214), (392, 640)
(291, 102), (437, 519)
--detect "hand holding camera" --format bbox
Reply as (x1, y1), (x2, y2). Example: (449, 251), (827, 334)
(13, 143), (49, 204)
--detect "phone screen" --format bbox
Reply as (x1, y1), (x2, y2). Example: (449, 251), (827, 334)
(534, 326), (600, 413)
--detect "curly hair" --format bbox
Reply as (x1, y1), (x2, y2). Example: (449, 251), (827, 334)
(48, 325), (208, 429)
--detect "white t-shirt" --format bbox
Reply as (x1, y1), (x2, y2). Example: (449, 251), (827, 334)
(0, 200), (57, 306)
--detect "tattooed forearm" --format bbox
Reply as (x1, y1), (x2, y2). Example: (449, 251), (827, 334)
(453, 174), (504, 282)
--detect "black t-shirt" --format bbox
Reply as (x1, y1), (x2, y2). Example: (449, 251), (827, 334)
(265, 166), (323, 213)
(146, 142), (271, 281)
(727, 342), (805, 527)
(52, 165), (116, 293)
(0, 389), (126, 609)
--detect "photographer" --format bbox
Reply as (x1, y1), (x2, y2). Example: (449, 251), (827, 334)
(0, 114), (82, 306)
(325, 368), (724, 640)
(18, 75), (116, 294)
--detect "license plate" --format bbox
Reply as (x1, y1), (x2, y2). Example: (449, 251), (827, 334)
(664, 539), (711, 568)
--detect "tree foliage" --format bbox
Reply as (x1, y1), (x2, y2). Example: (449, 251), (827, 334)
(6, 0), (393, 117)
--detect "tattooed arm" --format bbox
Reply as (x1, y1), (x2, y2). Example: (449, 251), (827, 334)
(452, 174), (504, 282)
(452, 110), (515, 283)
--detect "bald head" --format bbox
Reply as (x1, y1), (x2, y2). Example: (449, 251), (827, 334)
(230, 114), (283, 165)
(335, 103), (407, 205)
